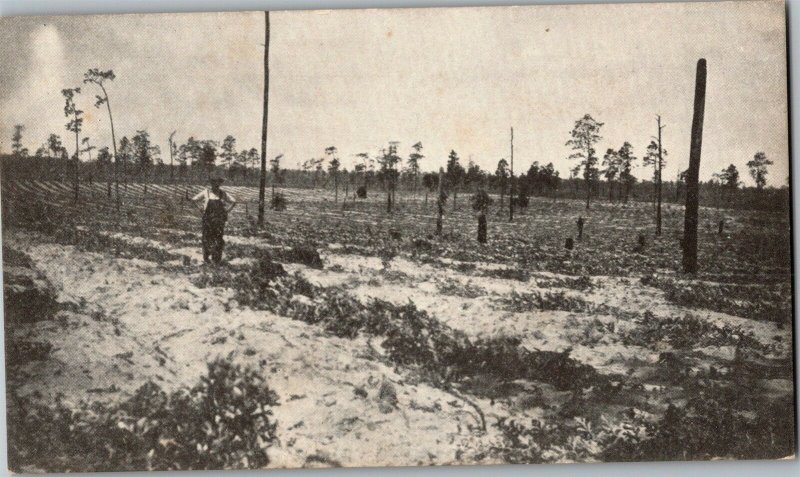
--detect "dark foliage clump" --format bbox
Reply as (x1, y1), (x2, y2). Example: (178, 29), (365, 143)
(7, 356), (280, 472)
(194, 251), (289, 306)
(412, 237), (433, 251)
(270, 192), (287, 211)
(494, 386), (794, 464)
(640, 274), (791, 325)
(356, 186), (367, 199)
(6, 338), (53, 367)
(477, 267), (529, 282)
(249, 251), (288, 283)
(621, 311), (764, 350)
(2, 246), (34, 267)
(445, 337), (597, 391)
(196, 264), (601, 394)
(500, 290), (599, 314)
(512, 192), (529, 208)
(471, 190), (493, 212)
(2, 248), (59, 323)
(296, 291), (600, 392)
(3, 198), (67, 235)
(281, 245), (323, 269)
(603, 394), (795, 462)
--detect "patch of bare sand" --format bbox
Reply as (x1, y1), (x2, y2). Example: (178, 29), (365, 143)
(5, 231), (509, 469)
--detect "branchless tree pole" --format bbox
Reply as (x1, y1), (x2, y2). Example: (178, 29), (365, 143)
(258, 11), (271, 226)
(682, 59), (707, 274)
(509, 127), (514, 222)
(436, 167), (444, 236)
(168, 131), (177, 183)
(655, 115), (666, 236)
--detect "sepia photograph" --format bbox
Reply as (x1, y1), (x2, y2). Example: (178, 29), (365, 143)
(0, 0), (795, 472)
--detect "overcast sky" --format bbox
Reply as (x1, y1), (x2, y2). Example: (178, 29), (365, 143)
(0, 0), (789, 185)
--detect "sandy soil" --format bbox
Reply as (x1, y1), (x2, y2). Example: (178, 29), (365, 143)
(5, 231), (516, 468)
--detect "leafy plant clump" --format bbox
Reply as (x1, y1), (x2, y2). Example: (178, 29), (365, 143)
(641, 274), (791, 325)
(7, 356), (280, 472)
(493, 414), (646, 464)
(603, 394), (795, 462)
(477, 267), (530, 282)
(2, 246), (34, 267)
(282, 245), (323, 269)
(500, 290), (601, 314)
(194, 261), (601, 392)
(271, 192), (287, 211)
(2, 197), (71, 235)
(534, 274), (594, 291)
(471, 190), (493, 212)
(620, 311), (764, 350)
(6, 338), (53, 368)
(437, 280), (486, 299)
(493, 389), (794, 464)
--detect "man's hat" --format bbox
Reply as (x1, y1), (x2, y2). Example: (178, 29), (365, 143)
(208, 172), (225, 184)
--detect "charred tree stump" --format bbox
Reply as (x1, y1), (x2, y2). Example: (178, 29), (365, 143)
(682, 59), (707, 274)
(477, 213), (487, 244)
(634, 233), (646, 253)
(577, 216), (584, 240)
(565, 237), (574, 250)
(718, 219), (724, 235)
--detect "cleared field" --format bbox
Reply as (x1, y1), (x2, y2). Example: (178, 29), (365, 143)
(2, 179), (795, 469)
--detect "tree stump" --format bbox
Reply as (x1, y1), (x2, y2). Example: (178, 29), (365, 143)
(634, 233), (646, 253)
(565, 237), (574, 250)
(477, 214), (487, 244)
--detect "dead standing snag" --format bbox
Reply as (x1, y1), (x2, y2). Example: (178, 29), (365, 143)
(683, 59), (706, 274)
(436, 167), (446, 237)
(509, 127), (515, 222)
(257, 11), (270, 227)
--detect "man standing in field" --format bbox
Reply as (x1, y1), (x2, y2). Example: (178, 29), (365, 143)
(192, 174), (236, 264)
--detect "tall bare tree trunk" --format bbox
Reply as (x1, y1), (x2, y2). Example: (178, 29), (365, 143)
(509, 127), (515, 222)
(683, 59), (707, 274)
(107, 160), (113, 198)
(258, 11), (270, 226)
(656, 115), (665, 236)
(436, 167), (444, 236)
(169, 131), (176, 184)
(585, 145), (591, 210)
(96, 84), (120, 207)
(73, 113), (80, 202)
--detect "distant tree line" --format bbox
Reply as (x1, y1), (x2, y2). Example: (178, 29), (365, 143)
(2, 108), (787, 214)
